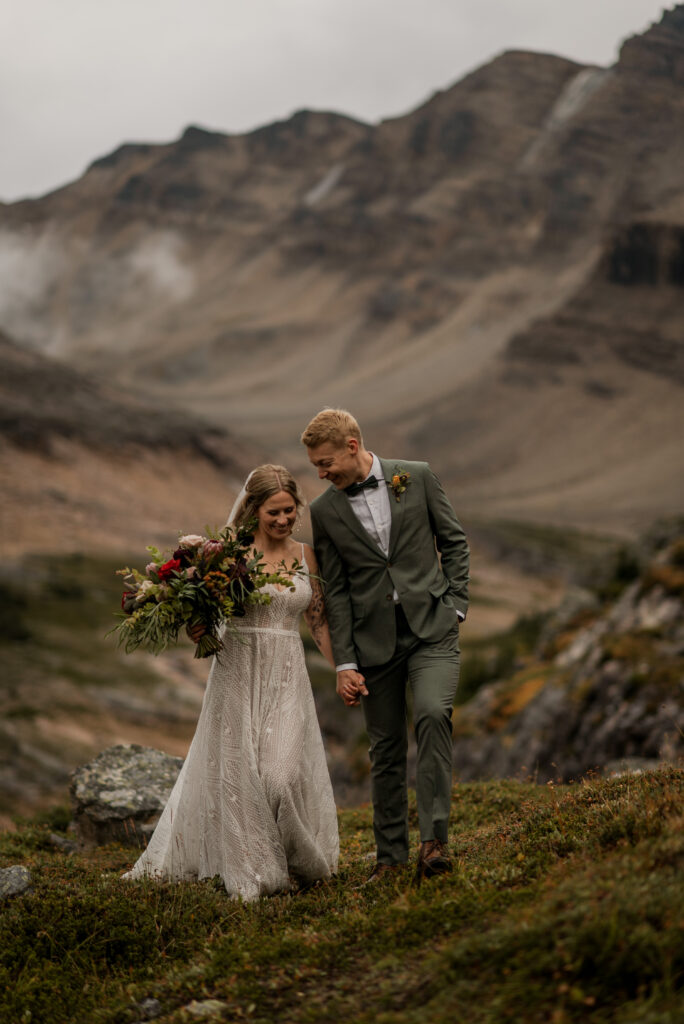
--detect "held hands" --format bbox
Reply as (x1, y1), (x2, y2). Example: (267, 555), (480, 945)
(336, 669), (369, 707)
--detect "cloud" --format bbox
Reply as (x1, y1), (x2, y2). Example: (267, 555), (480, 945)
(0, 227), (194, 353)
(128, 234), (195, 302)
(0, 229), (69, 351)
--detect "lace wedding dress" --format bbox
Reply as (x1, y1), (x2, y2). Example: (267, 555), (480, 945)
(123, 554), (339, 900)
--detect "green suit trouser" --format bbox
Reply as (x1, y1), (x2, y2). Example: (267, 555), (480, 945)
(360, 604), (460, 864)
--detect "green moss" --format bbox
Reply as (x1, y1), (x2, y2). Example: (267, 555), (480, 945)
(31, 804), (73, 833)
(0, 769), (681, 1024)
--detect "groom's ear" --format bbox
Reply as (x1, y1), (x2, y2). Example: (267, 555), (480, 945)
(347, 438), (359, 455)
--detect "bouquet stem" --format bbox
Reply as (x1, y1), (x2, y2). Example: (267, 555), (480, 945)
(194, 631), (223, 659)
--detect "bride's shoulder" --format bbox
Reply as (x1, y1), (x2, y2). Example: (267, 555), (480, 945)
(300, 543), (317, 572)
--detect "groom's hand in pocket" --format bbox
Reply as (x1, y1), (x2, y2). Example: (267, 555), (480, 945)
(336, 669), (368, 707)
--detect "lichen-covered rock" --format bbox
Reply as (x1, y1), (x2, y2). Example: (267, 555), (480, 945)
(136, 997), (163, 1020)
(184, 999), (229, 1019)
(70, 744), (183, 847)
(0, 865), (31, 900)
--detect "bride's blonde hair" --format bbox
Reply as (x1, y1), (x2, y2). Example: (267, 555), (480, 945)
(230, 464), (305, 529)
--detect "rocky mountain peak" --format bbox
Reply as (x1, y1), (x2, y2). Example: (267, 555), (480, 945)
(89, 142), (156, 172)
(618, 4), (684, 80)
(177, 124), (228, 150)
(244, 107), (369, 164)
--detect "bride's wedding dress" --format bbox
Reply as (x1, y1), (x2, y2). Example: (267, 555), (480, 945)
(123, 553), (339, 900)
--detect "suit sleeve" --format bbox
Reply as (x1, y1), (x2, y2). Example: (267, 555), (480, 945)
(425, 465), (470, 620)
(310, 503), (358, 665)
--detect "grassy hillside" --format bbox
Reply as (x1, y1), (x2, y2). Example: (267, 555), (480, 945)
(1, 767), (682, 1023)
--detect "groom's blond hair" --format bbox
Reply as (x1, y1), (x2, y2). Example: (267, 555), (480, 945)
(300, 409), (363, 449)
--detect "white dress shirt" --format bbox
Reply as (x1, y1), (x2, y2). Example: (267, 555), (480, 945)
(336, 454), (395, 672)
(347, 453), (392, 557)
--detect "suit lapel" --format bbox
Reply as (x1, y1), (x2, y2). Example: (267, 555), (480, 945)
(381, 458), (406, 557)
(328, 487), (386, 557)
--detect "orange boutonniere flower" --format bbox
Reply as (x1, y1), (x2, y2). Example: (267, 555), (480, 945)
(390, 468), (411, 502)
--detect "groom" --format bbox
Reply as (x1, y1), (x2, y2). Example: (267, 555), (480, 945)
(301, 409), (469, 881)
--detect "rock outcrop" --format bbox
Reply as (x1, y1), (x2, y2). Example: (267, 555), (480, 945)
(452, 531), (684, 782)
(70, 744), (182, 847)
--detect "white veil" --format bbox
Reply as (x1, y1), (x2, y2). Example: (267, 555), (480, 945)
(226, 470), (255, 527)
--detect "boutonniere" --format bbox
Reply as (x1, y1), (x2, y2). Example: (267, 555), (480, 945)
(389, 468), (411, 502)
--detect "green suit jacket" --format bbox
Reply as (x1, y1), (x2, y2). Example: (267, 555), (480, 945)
(310, 458), (469, 668)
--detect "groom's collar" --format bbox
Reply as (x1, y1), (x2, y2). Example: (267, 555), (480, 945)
(342, 453), (387, 497)
(368, 452), (383, 483)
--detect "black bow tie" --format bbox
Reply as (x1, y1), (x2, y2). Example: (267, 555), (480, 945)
(345, 475), (379, 497)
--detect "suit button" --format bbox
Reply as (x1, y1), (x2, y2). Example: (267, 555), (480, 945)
(386, 594), (393, 601)
(386, 561), (392, 568)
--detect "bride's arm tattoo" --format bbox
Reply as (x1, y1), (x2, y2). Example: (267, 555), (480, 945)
(304, 576), (328, 652)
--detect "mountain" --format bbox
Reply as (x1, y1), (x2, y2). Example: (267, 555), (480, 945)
(1, 8), (683, 539)
(0, 329), (261, 556)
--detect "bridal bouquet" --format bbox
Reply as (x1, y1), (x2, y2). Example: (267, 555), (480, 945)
(112, 522), (295, 658)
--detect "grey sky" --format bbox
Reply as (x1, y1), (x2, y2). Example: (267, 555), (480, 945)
(1, 0), (667, 202)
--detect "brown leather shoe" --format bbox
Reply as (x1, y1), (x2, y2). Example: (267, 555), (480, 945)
(357, 862), (404, 888)
(416, 839), (452, 879)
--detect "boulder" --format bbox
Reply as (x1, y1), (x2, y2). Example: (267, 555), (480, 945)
(70, 744), (183, 847)
(0, 865), (31, 900)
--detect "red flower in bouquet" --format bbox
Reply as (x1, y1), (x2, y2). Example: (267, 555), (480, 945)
(157, 557), (182, 581)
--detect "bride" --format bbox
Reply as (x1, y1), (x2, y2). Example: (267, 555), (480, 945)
(123, 465), (339, 899)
